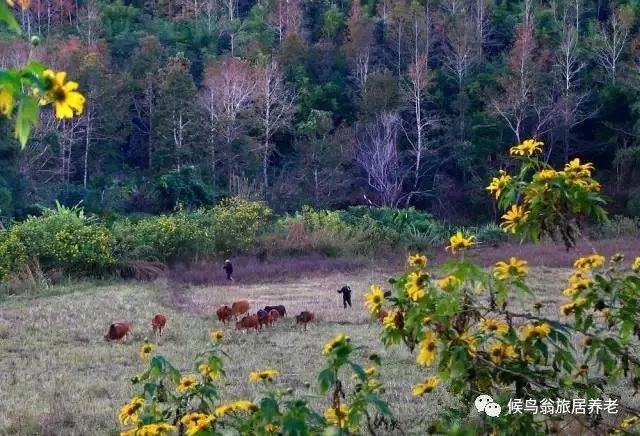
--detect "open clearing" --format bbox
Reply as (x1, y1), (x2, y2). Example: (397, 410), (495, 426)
(1, 243), (639, 435)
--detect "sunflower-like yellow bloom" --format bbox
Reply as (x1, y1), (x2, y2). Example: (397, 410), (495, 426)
(486, 170), (512, 200)
(135, 422), (176, 436)
(573, 254), (605, 271)
(210, 330), (224, 342)
(500, 204), (529, 234)
(181, 413), (215, 436)
(248, 369), (279, 382)
(408, 253), (428, 268)
(493, 257), (529, 280)
(564, 158), (595, 177)
(437, 275), (461, 291)
(382, 310), (400, 331)
(214, 400), (257, 417)
(563, 273), (592, 297)
(633, 257), (640, 272)
(621, 416), (640, 429)
(534, 169), (559, 181)
(478, 318), (509, 336)
(405, 272), (427, 301)
(510, 139), (543, 156)
(560, 297), (587, 316)
(198, 363), (221, 379)
(264, 423), (280, 433)
(416, 330), (438, 366)
(412, 376), (440, 396)
(455, 331), (477, 356)
(118, 396), (145, 425)
(139, 340), (154, 360)
(177, 375), (198, 393)
(445, 231), (476, 254)
(322, 334), (350, 356)
(6, 0), (30, 9)
(519, 322), (551, 341)
(40, 70), (85, 119)
(364, 284), (385, 313)
(488, 342), (517, 364)
(0, 87), (13, 116)
(325, 404), (350, 428)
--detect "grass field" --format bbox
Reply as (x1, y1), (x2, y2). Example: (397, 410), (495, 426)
(1, 242), (639, 435)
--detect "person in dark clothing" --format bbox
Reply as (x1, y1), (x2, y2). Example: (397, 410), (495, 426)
(223, 259), (234, 282)
(337, 285), (352, 308)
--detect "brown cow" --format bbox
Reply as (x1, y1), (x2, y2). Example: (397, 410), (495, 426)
(236, 314), (259, 333)
(268, 309), (280, 326)
(151, 314), (167, 336)
(104, 322), (133, 342)
(231, 300), (250, 318)
(295, 311), (314, 331)
(216, 305), (233, 324)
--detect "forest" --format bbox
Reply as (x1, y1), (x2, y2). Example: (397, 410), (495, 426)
(2, 0), (640, 223)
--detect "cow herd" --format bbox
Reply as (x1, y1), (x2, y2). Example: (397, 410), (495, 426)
(102, 300), (317, 342)
(216, 300), (315, 332)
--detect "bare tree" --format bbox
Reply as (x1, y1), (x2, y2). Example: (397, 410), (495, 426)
(402, 54), (438, 195)
(254, 59), (294, 192)
(594, 6), (631, 84)
(356, 112), (405, 207)
(268, 0), (302, 44)
(345, 1), (374, 94)
(439, 4), (480, 89)
(200, 57), (255, 180)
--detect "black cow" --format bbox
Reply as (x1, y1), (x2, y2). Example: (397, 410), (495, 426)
(264, 305), (286, 317)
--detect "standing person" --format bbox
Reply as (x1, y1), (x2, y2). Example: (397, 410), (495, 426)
(223, 259), (234, 282)
(337, 285), (352, 309)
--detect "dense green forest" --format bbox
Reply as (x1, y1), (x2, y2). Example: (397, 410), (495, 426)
(2, 0), (640, 223)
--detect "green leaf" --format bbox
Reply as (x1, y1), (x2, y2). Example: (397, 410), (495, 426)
(317, 368), (335, 393)
(15, 95), (38, 147)
(0, 2), (20, 33)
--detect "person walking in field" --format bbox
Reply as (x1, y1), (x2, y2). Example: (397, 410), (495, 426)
(223, 259), (234, 282)
(338, 284), (352, 308)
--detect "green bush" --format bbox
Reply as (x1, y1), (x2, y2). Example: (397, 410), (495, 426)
(207, 198), (273, 255)
(626, 187), (640, 217)
(10, 203), (115, 275)
(0, 229), (27, 282)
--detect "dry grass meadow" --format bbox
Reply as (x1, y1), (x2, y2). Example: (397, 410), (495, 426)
(1, 241), (639, 435)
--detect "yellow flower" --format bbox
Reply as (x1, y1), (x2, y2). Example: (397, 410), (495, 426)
(455, 331), (477, 356)
(519, 323), (551, 341)
(632, 257), (640, 272)
(364, 284), (385, 313)
(118, 396), (144, 425)
(488, 342), (517, 364)
(493, 257), (529, 280)
(412, 376), (440, 396)
(621, 416), (640, 429)
(6, 0), (30, 9)
(573, 254), (605, 271)
(120, 429), (136, 436)
(248, 369), (279, 382)
(486, 170), (512, 200)
(446, 231), (476, 254)
(325, 404), (350, 428)
(40, 70), (85, 119)
(136, 423), (176, 436)
(437, 275), (461, 291)
(408, 253), (428, 267)
(0, 87), (13, 116)
(563, 274), (592, 297)
(181, 413), (215, 436)
(509, 139), (543, 156)
(534, 169), (559, 181)
(139, 341), (154, 360)
(416, 330), (438, 366)
(478, 318), (509, 336)
(405, 272), (427, 301)
(322, 334), (350, 356)
(382, 310), (400, 331)
(564, 158), (594, 177)
(210, 330), (224, 342)
(177, 375), (198, 393)
(560, 302), (576, 316)
(265, 423), (279, 433)
(198, 363), (221, 379)
(214, 400), (257, 417)
(364, 366), (377, 377)
(500, 204), (529, 234)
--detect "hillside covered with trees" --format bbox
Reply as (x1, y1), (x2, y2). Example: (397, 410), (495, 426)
(2, 0), (640, 222)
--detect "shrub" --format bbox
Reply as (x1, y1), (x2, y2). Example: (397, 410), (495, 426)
(0, 228), (27, 282)
(208, 198), (273, 254)
(589, 215), (640, 239)
(10, 202), (115, 275)
(626, 187), (640, 217)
